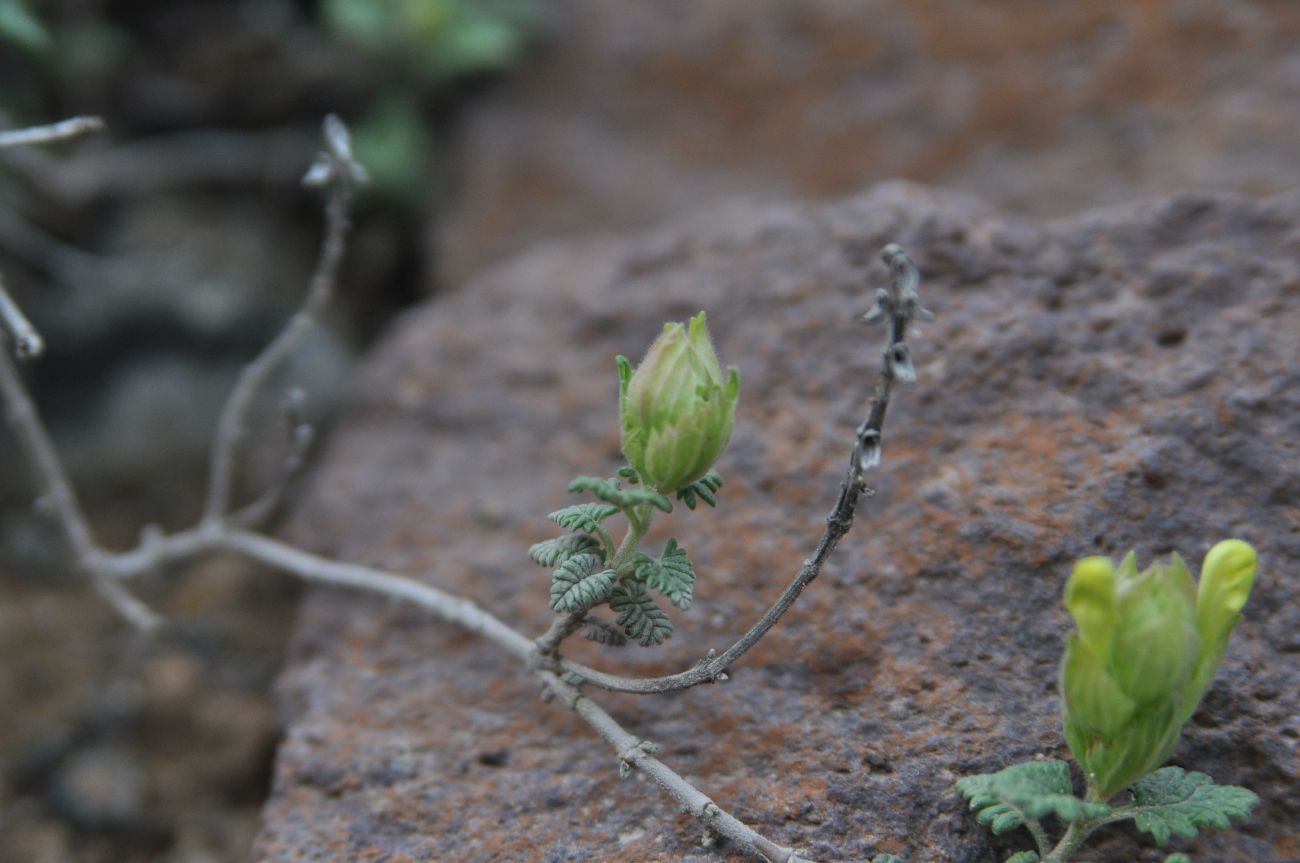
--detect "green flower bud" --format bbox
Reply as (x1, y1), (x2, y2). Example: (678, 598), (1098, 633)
(1061, 542), (1257, 799)
(1180, 539), (1259, 725)
(1109, 554), (1198, 705)
(618, 312), (740, 494)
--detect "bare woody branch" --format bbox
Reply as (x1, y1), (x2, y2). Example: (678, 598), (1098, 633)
(556, 244), (930, 695)
(201, 115), (362, 524)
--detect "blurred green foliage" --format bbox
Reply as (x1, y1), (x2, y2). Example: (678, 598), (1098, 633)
(322, 0), (534, 83)
(0, 0), (51, 55)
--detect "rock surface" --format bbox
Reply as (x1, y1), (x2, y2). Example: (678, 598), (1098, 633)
(437, 0), (1300, 285)
(255, 184), (1299, 862)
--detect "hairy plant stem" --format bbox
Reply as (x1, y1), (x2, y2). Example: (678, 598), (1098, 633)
(1044, 818), (1098, 863)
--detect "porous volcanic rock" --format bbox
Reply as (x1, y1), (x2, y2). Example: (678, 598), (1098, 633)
(436, 0), (1300, 286)
(255, 184), (1299, 862)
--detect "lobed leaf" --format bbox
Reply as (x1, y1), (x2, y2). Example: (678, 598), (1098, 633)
(582, 617), (628, 647)
(610, 581), (674, 646)
(549, 502), (621, 533)
(1121, 767), (1258, 845)
(567, 475), (672, 512)
(632, 538), (696, 609)
(529, 533), (603, 567)
(549, 554), (616, 613)
(675, 469), (724, 510)
(957, 760), (1110, 835)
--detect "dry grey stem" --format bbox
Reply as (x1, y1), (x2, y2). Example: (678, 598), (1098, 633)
(0, 116), (818, 862)
(0, 115), (104, 148)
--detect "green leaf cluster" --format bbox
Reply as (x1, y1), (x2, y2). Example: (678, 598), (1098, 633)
(530, 469), (716, 648)
(958, 760), (1257, 862)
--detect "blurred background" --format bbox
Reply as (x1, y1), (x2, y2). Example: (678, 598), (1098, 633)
(1, 2), (1297, 861)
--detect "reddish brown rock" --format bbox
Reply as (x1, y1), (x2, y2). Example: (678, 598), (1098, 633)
(436, 0), (1300, 286)
(256, 184), (1299, 862)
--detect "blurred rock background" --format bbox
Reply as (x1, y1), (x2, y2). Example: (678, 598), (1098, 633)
(1, 1), (1297, 862)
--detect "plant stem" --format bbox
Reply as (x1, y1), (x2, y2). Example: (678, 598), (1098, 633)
(1044, 818), (1097, 863)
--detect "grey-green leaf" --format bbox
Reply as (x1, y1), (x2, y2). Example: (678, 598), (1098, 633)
(633, 538), (696, 609)
(549, 502), (620, 533)
(610, 581), (674, 646)
(567, 475), (672, 512)
(957, 760), (1110, 835)
(1005, 853), (1040, 863)
(1123, 767), (1258, 845)
(1164, 854), (1191, 863)
(529, 533), (603, 567)
(675, 469), (724, 510)
(583, 617), (628, 647)
(550, 554), (616, 612)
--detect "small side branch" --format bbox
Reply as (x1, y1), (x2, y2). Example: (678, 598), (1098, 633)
(0, 115), (104, 149)
(0, 273), (45, 359)
(202, 115), (363, 523)
(0, 332), (159, 629)
(559, 244), (929, 694)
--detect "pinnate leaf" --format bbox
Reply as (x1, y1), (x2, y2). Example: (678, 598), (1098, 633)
(549, 554), (616, 612)
(582, 617), (628, 647)
(568, 476), (672, 512)
(957, 760), (1110, 835)
(1121, 767), (1257, 845)
(549, 502), (620, 533)
(529, 533), (603, 567)
(610, 581), (674, 646)
(675, 469), (724, 510)
(632, 538), (696, 609)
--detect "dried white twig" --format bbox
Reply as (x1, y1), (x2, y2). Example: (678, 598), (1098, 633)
(0, 116), (815, 862)
(0, 273), (45, 360)
(202, 115), (358, 524)
(0, 115), (104, 148)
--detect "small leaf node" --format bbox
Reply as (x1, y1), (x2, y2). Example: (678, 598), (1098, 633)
(633, 538), (696, 609)
(549, 502), (621, 533)
(549, 554), (616, 612)
(610, 581), (674, 646)
(675, 469), (724, 510)
(582, 617), (628, 647)
(529, 533), (603, 567)
(1122, 767), (1258, 845)
(957, 761), (1110, 834)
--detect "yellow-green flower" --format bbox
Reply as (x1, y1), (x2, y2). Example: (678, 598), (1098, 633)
(1061, 541), (1258, 798)
(618, 312), (740, 494)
